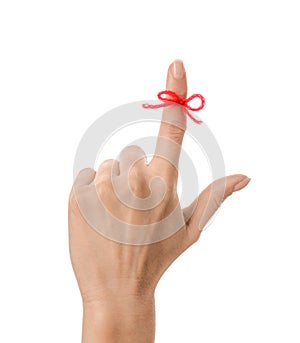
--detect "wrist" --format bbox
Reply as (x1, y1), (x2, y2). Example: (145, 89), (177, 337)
(82, 294), (156, 343)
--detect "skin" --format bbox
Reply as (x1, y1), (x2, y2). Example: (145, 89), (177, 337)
(68, 60), (250, 342)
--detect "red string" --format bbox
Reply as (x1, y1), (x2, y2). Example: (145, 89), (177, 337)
(143, 90), (205, 124)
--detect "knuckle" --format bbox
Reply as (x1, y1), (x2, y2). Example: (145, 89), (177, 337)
(128, 169), (150, 198)
(209, 180), (225, 208)
(128, 163), (146, 179)
(121, 145), (145, 155)
(98, 159), (114, 171)
(68, 188), (76, 207)
(96, 160), (116, 186)
(162, 124), (184, 144)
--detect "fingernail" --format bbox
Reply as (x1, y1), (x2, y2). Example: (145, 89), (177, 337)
(172, 60), (185, 79)
(233, 177), (251, 192)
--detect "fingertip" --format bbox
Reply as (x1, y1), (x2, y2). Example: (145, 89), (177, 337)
(73, 167), (96, 187)
(232, 175), (251, 192)
(172, 59), (185, 80)
(166, 60), (187, 98)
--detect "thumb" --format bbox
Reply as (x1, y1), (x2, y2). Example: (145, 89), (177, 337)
(183, 174), (251, 242)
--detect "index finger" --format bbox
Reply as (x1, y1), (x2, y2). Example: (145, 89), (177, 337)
(152, 60), (188, 171)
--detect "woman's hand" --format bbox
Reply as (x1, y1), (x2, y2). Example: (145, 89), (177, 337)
(68, 60), (250, 342)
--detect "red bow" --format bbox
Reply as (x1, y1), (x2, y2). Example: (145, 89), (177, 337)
(143, 90), (205, 124)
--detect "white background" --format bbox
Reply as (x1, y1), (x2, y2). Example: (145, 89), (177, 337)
(1, 0), (299, 342)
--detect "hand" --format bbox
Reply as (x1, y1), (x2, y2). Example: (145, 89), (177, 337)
(68, 60), (250, 343)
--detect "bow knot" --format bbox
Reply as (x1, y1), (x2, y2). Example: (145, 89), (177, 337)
(143, 90), (205, 124)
